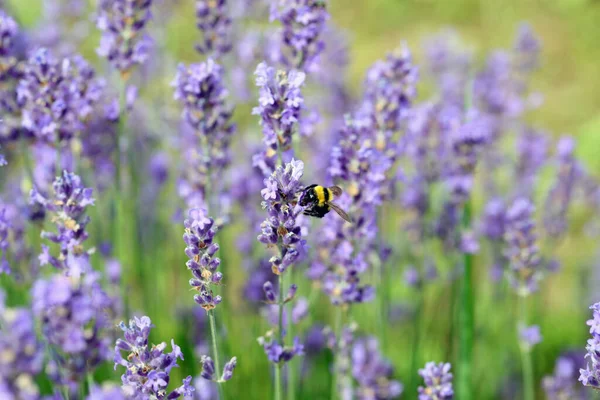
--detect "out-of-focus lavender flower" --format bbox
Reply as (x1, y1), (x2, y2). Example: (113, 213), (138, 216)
(258, 332), (304, 364)
(257, 159), (306, 274)
(87, 384), (126, 400)
(503, 197), (541, 295)
(418, 362), (454, 400)
(0, 10), (18, 72)
(173, 59), (235, 212)
(0, 208), (11, 274)
(481, 199), (505, 241)
(543, 136), (580, 239)
(270, 0), (329, 71)
(514, 128), (548, 198)
(30, 171), (95, 276)
(352, 337), (403, 399)
(253, 62), (305, 160)
(0, 10), (23, 142)
(96, 0), (154, 74)
(195, 0), (232, 58)
(0, 291), (44, 399)
(32, 272), (112, 392)
(183, 209), (223, 311)
(513, 22), (541, 74)
(519, 325), (542, 350)
(149, 151), (170, 187)
(544, 353), (586, 399)
(580, 303), (600, 388)
(114, 316), (194, 399)
(17, 48), (105, 144)
(33, 0), (90, 57)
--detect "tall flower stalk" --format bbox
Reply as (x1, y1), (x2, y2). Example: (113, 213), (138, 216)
(183, 209), (236, 398)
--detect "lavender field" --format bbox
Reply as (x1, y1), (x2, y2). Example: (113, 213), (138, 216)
(1, 0), (600, 399)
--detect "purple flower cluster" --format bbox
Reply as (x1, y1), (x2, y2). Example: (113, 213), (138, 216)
(258, 333), (305, 364)
(195, 0), (232, 58)
(0, 291), (44, 398)
(30, 171), (95, 276)
(503, 197), (541, 295)
(253, 62), (305, 160)
(96, 0), (154, 74)
(183, 209), (223, 311)
(579, 303), (600, 388)
(173, 59), (235, 211)
(17, 48), (105, 144)
(199, 355), (237, 382)
(114, 316), (194, 399)
(544, 353), (584, 399)
(543, 136), (580, 238)
(270, 0), (329, 71)
(257, 159), (305, 274)
(352, 337), (403, 399)
(32, 272), (113, 390)
(418, 362), (454, 400)
(363, 45), (418, 136)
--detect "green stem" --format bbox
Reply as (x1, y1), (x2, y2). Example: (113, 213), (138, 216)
(86, 372), (94, 391)
(208, 309), (224, 399)
(408, 285), (424, 396)
(457, 200), (474, 400)
(287, 273), (297, 400)
(518, 296), (534, 400)
(330, 307), (342, 400)
(275, 363), (283, 400)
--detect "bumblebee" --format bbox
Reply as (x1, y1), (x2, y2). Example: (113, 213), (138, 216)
(298, 184), (352, 223)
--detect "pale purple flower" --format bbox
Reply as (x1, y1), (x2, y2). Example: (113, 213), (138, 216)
(30, 171), (95, 276)
(96, 0), (154, 73)
(352, 337), (403, 399)
(519, 325), (542, 349)
(195, 0), (232, 58)
(183, 209), (223, 311)
(544, 353), (586, 399)
(115, 316), (194, 399)
(580, 303), (600, 389)
(418, 362), (454, 400)
(270, 0), (329, 71)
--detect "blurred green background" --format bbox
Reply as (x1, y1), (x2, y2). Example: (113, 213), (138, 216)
(5, 0), (600, 399)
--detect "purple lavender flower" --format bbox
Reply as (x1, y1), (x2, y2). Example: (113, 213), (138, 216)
(352, 337), (403, 399)
(580, 303), (600, 389)
(32, 272), (112, 391)
(362, 44), (418, 136)
(519, 325), (542, 350)
(30, 171), (95, 276)
(257, 159), (306, 274)
(514, 128), (548, 198)
(258, 333), (304, 364)
(503, 197), (541, 295)
(183, 209), (223, 311)
(544, 354), (585, 399)
(114, 316), (194, 399)
(173, 59), (235, 212)
(0, 208), (10, 274)
(17, 48), (105, 144)
(418, 362), (454, 400)
(270, 0), (329, 71)
(195, 0), (232, 58)
(253, 62), (305, 159)
(87, 384), (126, 400)
(0, 292), (44, 398)
(513, 22), (541, 73)
(96, 0), (154, 74)
(543, 136), (580, 238)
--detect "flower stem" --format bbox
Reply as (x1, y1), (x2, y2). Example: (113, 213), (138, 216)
(287, 270), (297, 400)
(208, 309), (225, 400)
(408, 284), (424, 396)
(457, 200), (474, 400)
(330, 306), (342, 400)
(518, 296), (534, 400)
(275, 363), (283, 400)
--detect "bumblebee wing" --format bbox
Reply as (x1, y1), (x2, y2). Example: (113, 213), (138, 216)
(328, 202), (352, 223)
(329, 186), (343, 197)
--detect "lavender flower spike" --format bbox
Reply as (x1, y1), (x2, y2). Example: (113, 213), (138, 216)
(257, 159), (306, 275)
(183, 209), (223, 310)
(114, 316), (195, 399)
(195, 0), (232, 58)
(418, 362), (454, 400)
(503, 197), (541, 296)
(96, 0), (154, 74)
(30, 171), (95, 277)
(271, 0), (329, 71)
(253, 62), (305, 159)
(579, 303), (600, 389)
